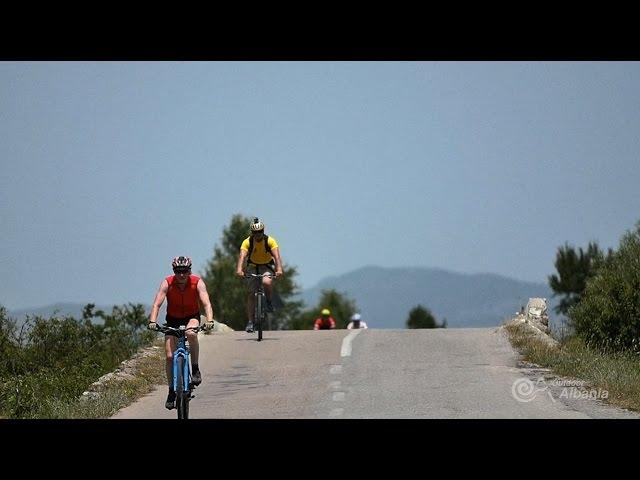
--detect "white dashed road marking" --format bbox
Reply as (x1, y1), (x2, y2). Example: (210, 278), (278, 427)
(328, 331), (364, 417)
(340, 329), (362, 357)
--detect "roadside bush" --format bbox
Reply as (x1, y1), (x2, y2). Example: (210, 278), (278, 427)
(0, 303), (154, 418)
(569, 222), (640, 353)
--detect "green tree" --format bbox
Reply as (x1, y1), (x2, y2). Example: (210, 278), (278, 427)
(201, 214), (304, 331)
(569, 222), (640, 352)
(289, 289), (358, 330)
(406, 305), (443, 329)
(548, 241), (613, 315)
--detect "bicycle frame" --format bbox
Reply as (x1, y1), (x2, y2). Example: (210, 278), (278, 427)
(172, 330), (191, 396)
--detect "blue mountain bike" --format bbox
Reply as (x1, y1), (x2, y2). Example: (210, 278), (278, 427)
(153, 324), (206, 420)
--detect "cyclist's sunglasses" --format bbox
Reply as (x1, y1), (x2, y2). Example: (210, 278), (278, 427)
(173, 268), (191, 274)
(252, 230), (264, 235)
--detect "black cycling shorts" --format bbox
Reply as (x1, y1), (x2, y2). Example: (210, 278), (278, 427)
(165, 313), (201, 336)
(245, 263), (275, 292)
(246, 262), (275, 273)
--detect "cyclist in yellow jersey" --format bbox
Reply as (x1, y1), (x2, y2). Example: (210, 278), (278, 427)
(236, 217), (284, 333)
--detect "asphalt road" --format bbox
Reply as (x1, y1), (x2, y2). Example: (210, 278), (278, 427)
(111, 327), (640, 419)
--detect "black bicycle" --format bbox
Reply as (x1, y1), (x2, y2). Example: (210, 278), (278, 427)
(152, 324), (207, 419)
(244, 271), (274, 342)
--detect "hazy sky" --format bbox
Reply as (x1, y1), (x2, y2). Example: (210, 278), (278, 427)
(2, 61), (639, 310)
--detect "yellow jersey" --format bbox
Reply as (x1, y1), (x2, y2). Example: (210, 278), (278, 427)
(240, 235), (279, 265)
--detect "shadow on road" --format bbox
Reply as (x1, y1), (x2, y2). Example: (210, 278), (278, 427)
(234, 337), (281, 342)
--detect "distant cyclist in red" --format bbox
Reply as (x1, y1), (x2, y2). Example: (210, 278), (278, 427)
(148, 256), (214, 410)
(314, 308), (336, 330)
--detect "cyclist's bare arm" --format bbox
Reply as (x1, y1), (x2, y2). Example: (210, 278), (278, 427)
(197, 279), (214, 322)
(149, 279), (169, 323)
(236, 248), (248, 277)
(271, 247), (284, 277)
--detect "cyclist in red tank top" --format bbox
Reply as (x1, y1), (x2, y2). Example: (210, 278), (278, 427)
(148, 256), (215, 409)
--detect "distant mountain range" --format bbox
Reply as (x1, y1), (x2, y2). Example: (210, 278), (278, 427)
(297, 266), (560, 329)
(7, 303), (112, 321)
(6, 266), (561, 329)
(6, 303), (158, 326)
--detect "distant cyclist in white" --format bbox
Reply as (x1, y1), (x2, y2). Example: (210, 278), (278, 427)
(347, 313), (368, 329)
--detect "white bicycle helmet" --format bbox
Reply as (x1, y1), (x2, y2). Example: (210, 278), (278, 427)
(172, 256), (192, 270)
(351, 313), (361, 322)
(250, 217), (265, 232)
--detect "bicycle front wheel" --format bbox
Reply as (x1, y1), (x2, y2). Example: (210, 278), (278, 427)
(176, 356), (188, 419)
(179, 392), (189, 419)
(256, 294), (263, 341)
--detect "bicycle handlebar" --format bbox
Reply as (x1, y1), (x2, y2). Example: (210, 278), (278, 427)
(244, 272), (275, 278)
(153, 324), (209, 334)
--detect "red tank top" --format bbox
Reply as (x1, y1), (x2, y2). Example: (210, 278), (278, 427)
(166, 274), (200, 318)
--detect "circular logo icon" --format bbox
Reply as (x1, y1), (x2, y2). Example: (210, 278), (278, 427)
(511, 378), (539, 402)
